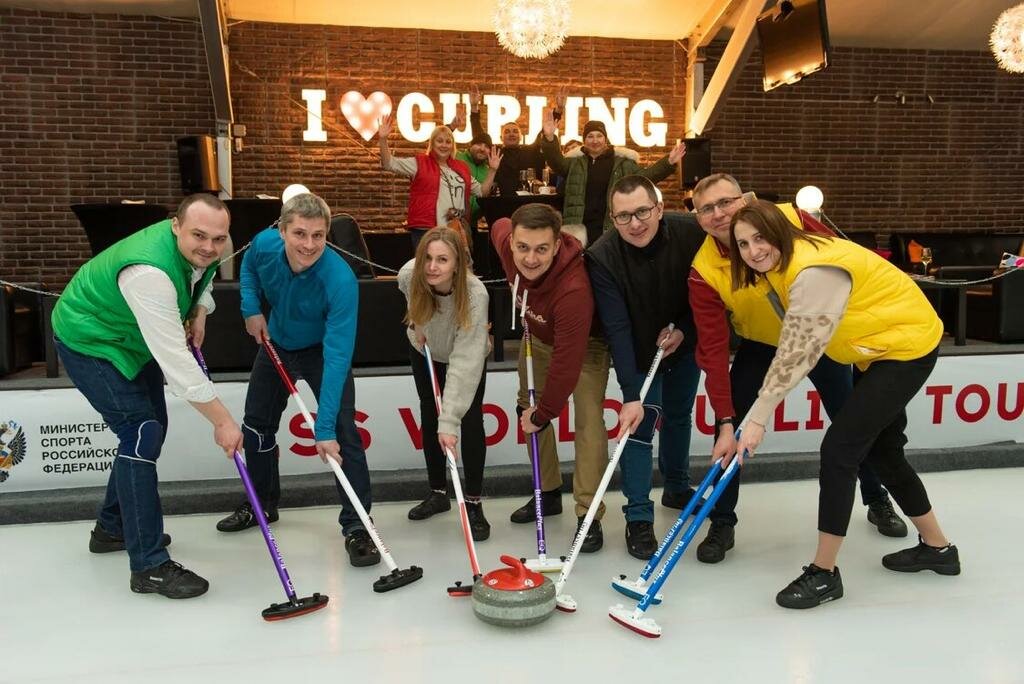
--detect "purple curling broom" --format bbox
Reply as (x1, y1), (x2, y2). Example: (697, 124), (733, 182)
(190, 342), (328, 621)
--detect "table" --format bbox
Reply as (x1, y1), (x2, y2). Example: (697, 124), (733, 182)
(913, 277), (968, 346)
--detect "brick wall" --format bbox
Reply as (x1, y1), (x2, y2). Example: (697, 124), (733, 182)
(0, 8), (215, 288)
(2, 9), (1022, 289)
(705, 44), (1024, 237)
(225, 22), (688, 233)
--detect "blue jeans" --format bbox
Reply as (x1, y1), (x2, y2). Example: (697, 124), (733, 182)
(242, 344), (371, 536)
(619, 351), (700, 522)
(55, 338), (170, 572)
(710, 340), (890, 525)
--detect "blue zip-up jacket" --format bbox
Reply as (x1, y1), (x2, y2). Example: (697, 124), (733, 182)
(240, 227), (358, 441)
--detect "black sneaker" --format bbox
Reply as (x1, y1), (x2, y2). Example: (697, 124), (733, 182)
(775, 564), (843, 609)
(407, 491), (451, 520)
(89, 523), (171, 554)
(216, 501), (279, 533)
(661, 487), (705, 514)
(465, 501), (491, 542)
(345, 528), (382, 568)
(130, 560), (209, 599)
(696, 520), (735, 564)
(625, 520), (658, 560)
(574, 516), (603, 553)
(882, 536), (960, 575)
(867, 497), (909, 538)
(509, 489), (562, 524)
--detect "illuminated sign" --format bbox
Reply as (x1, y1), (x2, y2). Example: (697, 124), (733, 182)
(301, 90), (669, 148)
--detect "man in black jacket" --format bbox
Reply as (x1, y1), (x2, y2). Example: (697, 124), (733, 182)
(586, 175), (706, 560)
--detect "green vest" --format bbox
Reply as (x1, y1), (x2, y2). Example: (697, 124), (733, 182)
(455, 150), (489, 220)
(52, 220), (217, 379)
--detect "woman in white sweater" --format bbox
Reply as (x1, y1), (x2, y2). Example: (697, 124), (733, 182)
(397, 227), (491, 540)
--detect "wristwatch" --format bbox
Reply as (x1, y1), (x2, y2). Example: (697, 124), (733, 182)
(715, 416), (736, 427)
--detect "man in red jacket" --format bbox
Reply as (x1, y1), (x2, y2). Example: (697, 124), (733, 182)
(491, 203), (611, 553)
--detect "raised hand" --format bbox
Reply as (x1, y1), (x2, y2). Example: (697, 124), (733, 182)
(378, 113), (393, 140)
(554, 85), (568, 110)
(487, 147), (503, 170)
(668, 139), (686, 165)
(452, 103), (467, 131)
(542, 107), (557, 139)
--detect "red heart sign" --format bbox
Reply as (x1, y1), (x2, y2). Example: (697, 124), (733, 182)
(341, 91), (393, 141)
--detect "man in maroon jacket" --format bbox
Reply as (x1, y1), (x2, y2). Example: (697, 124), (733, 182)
(491, 203), (611, 553)
(687, 173), (908, 564)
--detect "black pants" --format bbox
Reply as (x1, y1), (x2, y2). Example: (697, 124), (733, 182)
(242, 344), (372, 536)
(408, 343), (487, 497)
(710, 340), (890, 525)
(817, 347), (938, 536)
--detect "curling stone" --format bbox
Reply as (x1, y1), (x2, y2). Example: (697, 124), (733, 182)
(472, 555), (556, 628)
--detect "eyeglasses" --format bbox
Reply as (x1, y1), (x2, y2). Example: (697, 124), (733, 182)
(611, 205), (657, 225)
(694, 196), (742, 217)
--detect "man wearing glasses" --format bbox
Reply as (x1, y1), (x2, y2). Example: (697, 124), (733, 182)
(687, 173), (908, 565)
(587, 175), (706, 559)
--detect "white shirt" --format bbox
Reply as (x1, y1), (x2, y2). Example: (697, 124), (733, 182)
(117, 264), (217, 403)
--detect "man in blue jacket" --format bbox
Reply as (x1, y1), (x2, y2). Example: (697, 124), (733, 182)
(215, 192), (378, 567)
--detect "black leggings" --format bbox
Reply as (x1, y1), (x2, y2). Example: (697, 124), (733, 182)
(408, 344), (487, 498)
(817, 347), (938, 536)
(710, 340), (889, 525)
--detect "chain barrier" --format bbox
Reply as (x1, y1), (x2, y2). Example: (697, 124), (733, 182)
(2, 213), (511, 298)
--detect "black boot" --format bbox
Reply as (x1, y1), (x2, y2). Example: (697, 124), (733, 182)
(509, 489), (562, 523)
(465, 501), (490, 541)
(130, 560), (209, 599)
(775, 564), (843, 609)
(89, 522), (171, 554)
(696, 521), (735, 564)
(661, 486), (705, 514)
(216, 501), (279, 533)
(625, 520), (657, 560)
(574, 516), (603, 553)
(867, 496), (909, 538)
(407, 490), (451, 521)
(882, 537), (960, 575)
(345, 528), (382, 568)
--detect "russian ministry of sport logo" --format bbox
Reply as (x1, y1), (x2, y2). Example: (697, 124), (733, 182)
(0, 420), (26, 484)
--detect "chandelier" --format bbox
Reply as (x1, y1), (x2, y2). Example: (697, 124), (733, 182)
(493, 0), (571, 60)
(990, 3), (1024, 73)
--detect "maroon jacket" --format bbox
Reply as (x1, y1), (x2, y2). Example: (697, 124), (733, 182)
(491, 217), (594, 424)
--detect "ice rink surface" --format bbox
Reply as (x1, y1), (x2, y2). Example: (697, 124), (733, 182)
(2, 468), (1020, 684)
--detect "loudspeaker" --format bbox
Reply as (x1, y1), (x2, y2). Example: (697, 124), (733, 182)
(680, 137), (712, 189)
(176, 135), (219, 194)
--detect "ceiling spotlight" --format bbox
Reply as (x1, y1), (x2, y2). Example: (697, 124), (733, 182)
(776, 0), (795, 21)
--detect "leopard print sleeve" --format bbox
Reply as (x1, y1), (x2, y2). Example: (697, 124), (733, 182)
(745, 267), (852, 427)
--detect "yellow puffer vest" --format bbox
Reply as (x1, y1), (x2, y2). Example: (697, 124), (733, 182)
(691, 203), (803, 345)
(764, 238), (943, 368)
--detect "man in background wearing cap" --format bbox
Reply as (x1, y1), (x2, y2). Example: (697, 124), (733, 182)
(455, 130), (494, 235)
(540, 110), (686, 247)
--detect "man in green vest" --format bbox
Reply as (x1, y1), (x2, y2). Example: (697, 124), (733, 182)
(52, 194), (243, 600)
(455, 131), (493, 233)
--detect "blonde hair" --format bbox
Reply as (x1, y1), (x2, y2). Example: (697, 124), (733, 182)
(427, 125), (457, 157)
(405, 227), (474, 330)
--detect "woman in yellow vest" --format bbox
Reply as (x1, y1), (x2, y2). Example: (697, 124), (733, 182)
(727, 200), (959, 610)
